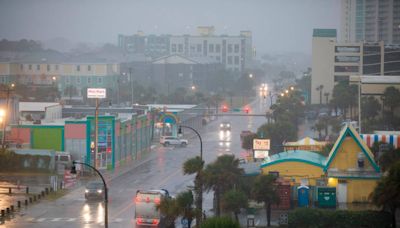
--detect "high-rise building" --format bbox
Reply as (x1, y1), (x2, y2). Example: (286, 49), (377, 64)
(311, 28), (400, 105)
(341, 0), (400, 44)
(118, 27), (253, 72)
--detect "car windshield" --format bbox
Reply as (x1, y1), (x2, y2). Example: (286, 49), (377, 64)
(87, 182), (103, 189)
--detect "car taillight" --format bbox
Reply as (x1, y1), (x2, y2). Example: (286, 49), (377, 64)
(152, 219), (160, 225)
(136, 218), (143, 224)
(146, 197), (150, 203)
(154, 197), (160, 204)
(135, 196), (141, 203)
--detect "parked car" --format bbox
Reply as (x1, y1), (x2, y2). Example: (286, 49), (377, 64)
(85, 181), (105, 200)
(219, 121), (231, 131)
(160, 136), (188, 147)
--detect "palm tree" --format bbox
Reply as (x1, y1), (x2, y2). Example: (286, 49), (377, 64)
(222, 189), (248, 222)
(183, 156), (204, 225)
(202, 155), (244, 217)
(251, 174), (279, 227)
(370, 161), (400, 228)
(157, 196), (180, 228)
(176, 190), (196, 228)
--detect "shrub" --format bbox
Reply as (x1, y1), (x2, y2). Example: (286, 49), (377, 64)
(200, 216), (240, 228)
(288, 208), (391, 228)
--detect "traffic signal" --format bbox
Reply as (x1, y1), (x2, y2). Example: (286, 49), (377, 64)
(244, 107), (250, 114)
(222, 105), (229, 112)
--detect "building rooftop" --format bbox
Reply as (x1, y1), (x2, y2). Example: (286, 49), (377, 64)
(313, 29), (337, 38)
(261, 150), (327, 168)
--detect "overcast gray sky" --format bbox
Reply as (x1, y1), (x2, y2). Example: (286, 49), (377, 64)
(0, 0), (340, 55)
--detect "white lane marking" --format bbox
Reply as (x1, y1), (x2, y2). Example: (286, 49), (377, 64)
(256, 219), (260, 225)
(51, 218), (62, 222)
(66, 218), (76, 222)
(37, 218), (46, 222)
(114, 218), (123, 222)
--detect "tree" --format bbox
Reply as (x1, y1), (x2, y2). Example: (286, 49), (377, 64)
(183, 156), (204, 225)
(202, 155), (244, 217)
(361, 96), (381, 120)
(222, 189), (248, 222)
(331, 81), (357, 119)
(176, 190), (196, 228)
(241, 133), (258, 150)
(200, 216), (240, 228)
(157, 196), (180, 228)
(63, 85), (78, 102)
(382, 87), (400, 125)
(370, 161), (400, 228)
(251, 174), (279, 227)
(257, 121), (297, 154)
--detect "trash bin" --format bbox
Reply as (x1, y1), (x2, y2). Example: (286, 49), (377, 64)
(317, 187), (336, 208)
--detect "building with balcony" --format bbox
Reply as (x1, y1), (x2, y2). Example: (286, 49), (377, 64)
(341, 0), (400, 44)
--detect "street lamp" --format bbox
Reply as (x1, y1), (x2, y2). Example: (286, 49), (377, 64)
(1, 83), (14, 149)
(178, 125), (203, 226)
(71, 161), (108, 228)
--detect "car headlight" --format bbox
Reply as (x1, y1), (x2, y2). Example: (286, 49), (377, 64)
(220, 124), (223, 127)
(85, 189), (89, 193)
(227, 124), (230, 127)
(97, 189), (103, 194)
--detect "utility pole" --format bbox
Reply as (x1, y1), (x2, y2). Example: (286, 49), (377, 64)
(2, 84), (14, 149)
(129, 67), (134, 105)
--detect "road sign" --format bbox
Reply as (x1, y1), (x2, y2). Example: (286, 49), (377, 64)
(253, 139), (270, 150)
(87, 88), (106, 98)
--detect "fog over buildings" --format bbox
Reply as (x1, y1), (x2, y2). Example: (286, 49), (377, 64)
(0, 0), (340, 55)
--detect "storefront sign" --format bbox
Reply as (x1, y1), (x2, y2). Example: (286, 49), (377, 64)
(87, 88), (106, 98)
(253, 139), (270, 150)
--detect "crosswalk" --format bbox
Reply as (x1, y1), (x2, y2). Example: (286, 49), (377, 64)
(21, 217), (125, 223)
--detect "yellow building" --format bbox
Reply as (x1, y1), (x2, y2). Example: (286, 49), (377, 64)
(260, 124), (381, 203)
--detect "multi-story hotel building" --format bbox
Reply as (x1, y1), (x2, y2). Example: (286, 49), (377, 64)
(341, 0), (400, 44)
(118, 26), (253, 72)
(311, 29), (400, 104)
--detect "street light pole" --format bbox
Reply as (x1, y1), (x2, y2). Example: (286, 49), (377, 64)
(71, 161), (108, 228)
(2, 84), (14, 149)
(178, 125), (203, 226)
(94, 98), (99, 169)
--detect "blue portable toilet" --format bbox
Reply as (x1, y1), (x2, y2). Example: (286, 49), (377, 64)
(297, 185), (309, 207)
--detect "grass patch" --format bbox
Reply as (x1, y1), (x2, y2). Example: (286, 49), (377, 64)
(45, 189), (69, 201)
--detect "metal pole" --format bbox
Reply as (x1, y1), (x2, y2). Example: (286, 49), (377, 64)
(129, 67), (133, 105)
(74, 161), (108, 228)
(179, 125), (202, 226)
(2, 88), (10, 149)
(358, 79), (361, 133)
(95, 98), (99, 169)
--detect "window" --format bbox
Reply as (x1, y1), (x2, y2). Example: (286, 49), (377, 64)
(334, 66), (359, 73)
(98, 77), (102, 84)
(234, 44), (239, 53)
(88, 65), (91, 71)
(76, 65), (80, 71)
(228, 56), (233, 64)
(335, 56), (360, 63)
(234, 56), (239, 65)
(335, 46), (360, 53)
(37, 65), (40, 70)
(76, 77), (81, 84)
(66, 77), (70, 83)
(47, 65), (50, 71)
(171, 44), (177, 52)
(29, 65), (32, 70)
(178, 44), (183, 52)
(228, 44), (233, 53)
(20, 64), (23, 70)
(87, 77), (92, 84)
(216, 56), (221, 61)
(209, 44), (214, 53)
(55, 65), (59, 71)
(215, 44), (221, 52)
(197, 44), (202, 52)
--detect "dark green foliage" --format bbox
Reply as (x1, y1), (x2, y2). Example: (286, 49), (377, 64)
(288, 208), (391, 228)
(0, 150), (52, 172)
(200, 216), (240, 228)
(241, 133), (258, 150)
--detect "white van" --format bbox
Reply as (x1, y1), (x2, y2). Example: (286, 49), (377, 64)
(55, 151), (72, 171)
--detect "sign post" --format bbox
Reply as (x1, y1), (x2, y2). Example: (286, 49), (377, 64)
(253, 139), (270, 160)
(87, 88), (106, 169)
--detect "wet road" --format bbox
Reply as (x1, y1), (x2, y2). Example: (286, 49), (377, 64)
(6, 97), (269, 227)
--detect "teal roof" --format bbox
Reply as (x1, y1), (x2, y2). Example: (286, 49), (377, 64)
(313, 29), (337, 38)
(260, 150), (326, 168)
